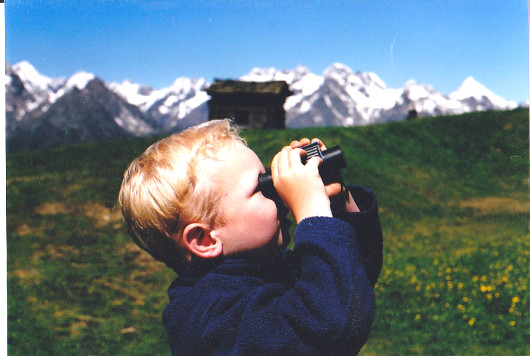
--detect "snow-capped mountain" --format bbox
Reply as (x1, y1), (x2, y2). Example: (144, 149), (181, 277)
(109, 76), (209, 131)
(6, 62), (155, 152)
(6, 61), (66, 125)
(449, 76), (514, 112)
(5, 60), (520, 152)
(240, 63), (518, 127)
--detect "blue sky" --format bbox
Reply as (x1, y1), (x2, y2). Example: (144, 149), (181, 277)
(5, 0), (529, 103)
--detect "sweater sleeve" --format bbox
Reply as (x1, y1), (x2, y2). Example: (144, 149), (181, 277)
(333, 186), (383, 287)
(164, 217), (375, 355)
(282, 217), (376, 353)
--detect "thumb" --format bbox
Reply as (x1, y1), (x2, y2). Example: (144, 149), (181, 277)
(305, 156), (323, 171)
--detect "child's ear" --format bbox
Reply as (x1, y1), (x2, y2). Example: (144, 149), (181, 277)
(181, 223), (223, 259)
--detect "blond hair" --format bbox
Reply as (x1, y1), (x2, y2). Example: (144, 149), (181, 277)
(118, 119), (244, 270)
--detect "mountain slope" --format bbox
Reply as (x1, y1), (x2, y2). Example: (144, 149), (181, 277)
(7, 78), (154, 152)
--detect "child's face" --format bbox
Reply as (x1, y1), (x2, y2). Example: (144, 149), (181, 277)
(204, 142), (287, 256)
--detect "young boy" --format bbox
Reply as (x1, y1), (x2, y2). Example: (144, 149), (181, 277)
(119, 119), (383, 355)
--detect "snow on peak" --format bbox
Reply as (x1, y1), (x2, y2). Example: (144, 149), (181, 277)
(43, 71), (96, 104)
(240, 67), (279, 82)
(404, 82), (431, 101)
(400, 79), (463, 114)
(240, 66), (298, 85)
(451, 77), (486, 99)
(365, 72), (386, 87)
(293, 64), (312, 77)
(240, 66), (325, 111)
(170, 76), (207, 92)
(403, 80), (438, 99)
(12, 60), (55, 91)
(109, 76), (209, 118)
(450, 76), (508, 108)
(65, 71), (96, 91)
(109, 80), (156, 107)
(324, 63), (387, 91)
(13, 60), (40, 78)
(324, 62), (355, 78)
(404, 79), (418, 88)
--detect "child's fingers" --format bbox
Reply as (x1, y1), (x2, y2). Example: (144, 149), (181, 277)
(325, 182), (343, 197)
(290, 138), (310, 149)
(311, 138), (327, 150)
(287, 147), (304, 167)
(290, 137), (329, 152)
(305, 156), (323, 171)
(276, 146), (295, 172)
(271, 153), (279, 179)
(271, 149), (286, 178)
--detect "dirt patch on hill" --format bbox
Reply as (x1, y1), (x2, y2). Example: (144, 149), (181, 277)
(15, 223), (34, 236)
(34, 201), (123, 228)
(459, 197), (529, 216)
(35, 202), (70, 215)
(82, 203), (123, 228)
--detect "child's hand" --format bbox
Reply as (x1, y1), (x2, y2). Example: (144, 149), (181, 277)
(290, 138), (360, 213)
(271, 146), (332, 223)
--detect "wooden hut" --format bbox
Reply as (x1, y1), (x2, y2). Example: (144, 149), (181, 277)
(205, 79), (293, 129)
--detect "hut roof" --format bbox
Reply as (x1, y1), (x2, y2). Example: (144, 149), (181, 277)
(205, 79), (292, 96)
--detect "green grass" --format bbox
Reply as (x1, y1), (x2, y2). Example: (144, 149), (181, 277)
(7, 108), (528, 355)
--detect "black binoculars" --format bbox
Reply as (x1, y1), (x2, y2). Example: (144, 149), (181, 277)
(258, 142), (346, 202)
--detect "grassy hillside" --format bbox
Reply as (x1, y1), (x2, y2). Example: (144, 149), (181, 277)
(7, 108), (528, 355)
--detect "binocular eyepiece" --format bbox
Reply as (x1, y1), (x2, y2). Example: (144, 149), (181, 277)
(258, 142), (346, 202)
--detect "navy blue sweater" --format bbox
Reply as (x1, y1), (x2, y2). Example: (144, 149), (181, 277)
(163, 186), (383, 355)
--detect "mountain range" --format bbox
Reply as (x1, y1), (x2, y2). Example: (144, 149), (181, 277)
(5, 60), (521, 152)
